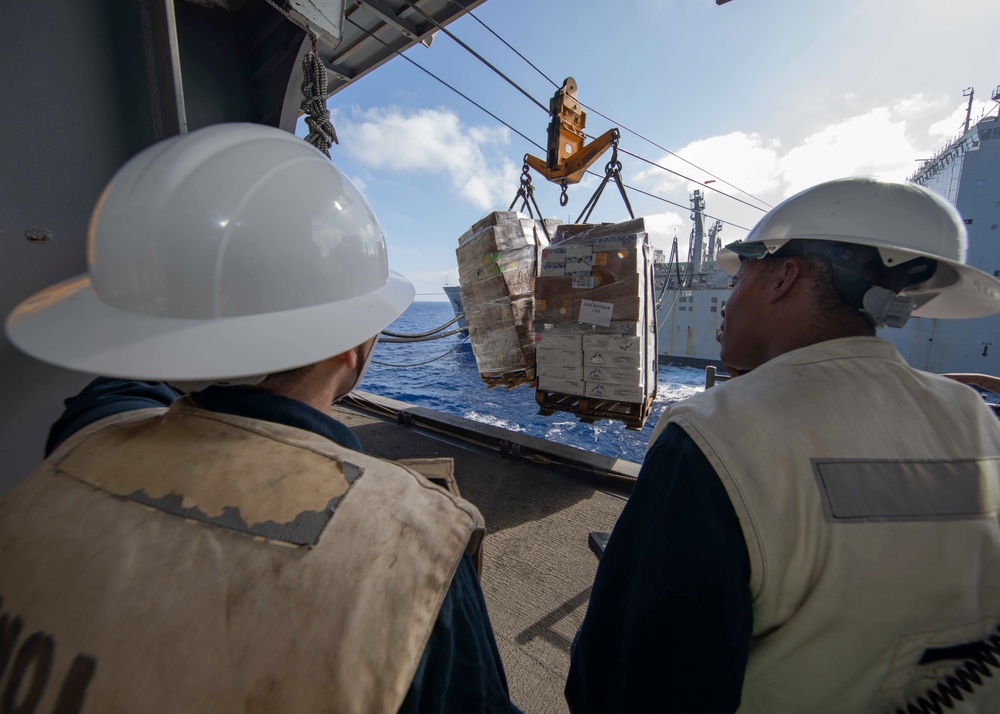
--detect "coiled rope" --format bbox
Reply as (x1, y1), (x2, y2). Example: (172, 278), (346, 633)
(300, 37), (338, 156)
(261, 1), (338, 156)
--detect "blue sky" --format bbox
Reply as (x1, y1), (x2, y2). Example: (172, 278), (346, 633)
(299, 0), (1000, 300)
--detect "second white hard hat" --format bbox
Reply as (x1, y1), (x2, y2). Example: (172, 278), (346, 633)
(5, 123), (415, 380)
(717, 177), (1000, 319)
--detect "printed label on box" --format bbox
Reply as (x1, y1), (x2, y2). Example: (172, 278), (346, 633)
(579, 300), (614, 327)
(537, 363), (584, 380)
(591, 234), (640, 251)
(582, 334), (641, 352)
(536, 347), (584, 366)
(534, 332), (582, 349)
(585, 381), (643, 402)
(538, 377), (586, 396)
(585, 350), (642, 368)
(585, 366), (643, 386)
(571, 276), (596, 289)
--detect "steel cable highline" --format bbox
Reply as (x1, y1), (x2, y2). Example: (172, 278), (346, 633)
(381, 312), (465, 338)
(344, 16), (546, 153)
(457, 5), (772, 211)
(350, 8), (759, 216)
(380, 327), (467, 343)
(616, 147), (768, 212)
(399, 0), (550, 116)
(343, 17), (749, 231)
(371, 336), (471, 367)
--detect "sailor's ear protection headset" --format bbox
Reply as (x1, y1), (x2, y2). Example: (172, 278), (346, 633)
(748, 240), (938, 328)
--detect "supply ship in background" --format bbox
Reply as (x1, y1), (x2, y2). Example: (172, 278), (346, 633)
(654, 93), (1000, 373)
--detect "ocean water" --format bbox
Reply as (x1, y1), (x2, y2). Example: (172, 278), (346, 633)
(363, 301), (708, 463)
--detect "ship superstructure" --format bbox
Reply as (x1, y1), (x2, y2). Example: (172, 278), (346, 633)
(883, 101), (1000, 373)
(654, 189), (730, 367)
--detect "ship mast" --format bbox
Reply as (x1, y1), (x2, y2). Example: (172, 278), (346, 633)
(690, 189), (706, 276)
(963, 87), (975, 133)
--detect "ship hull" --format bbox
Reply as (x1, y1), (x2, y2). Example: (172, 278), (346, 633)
(655, 287), (727, 368)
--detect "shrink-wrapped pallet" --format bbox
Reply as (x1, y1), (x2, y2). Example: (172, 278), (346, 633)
(456, 211), (559, 388)
(533, 218), (658, 428)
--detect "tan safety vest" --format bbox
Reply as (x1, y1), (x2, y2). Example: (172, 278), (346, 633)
(0, 398), (485, 713)
(650, 337), (1000, 713)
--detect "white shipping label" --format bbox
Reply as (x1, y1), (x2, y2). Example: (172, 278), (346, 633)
(578, 300), (614, 327)
(571, 276), (596, 289)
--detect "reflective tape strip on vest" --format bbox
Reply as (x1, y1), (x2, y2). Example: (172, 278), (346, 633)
(0, 398), (485, 713)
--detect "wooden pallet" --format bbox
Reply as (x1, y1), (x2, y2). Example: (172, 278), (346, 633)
(481, 370), (537, 390)
(535, 389), (655, 430)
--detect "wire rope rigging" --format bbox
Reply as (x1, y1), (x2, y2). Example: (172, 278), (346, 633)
(451, 6), (772, 211)
(372, 337), (471, 368)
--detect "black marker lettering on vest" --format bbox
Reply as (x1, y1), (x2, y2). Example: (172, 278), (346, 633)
(0, 607), (24, 683)
(0, 596), (98, 714)
(2, 631), (54, 714)
(51, 655), (96, 714)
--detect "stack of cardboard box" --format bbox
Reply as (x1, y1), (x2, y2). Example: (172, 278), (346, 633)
(533, 218), (657, 426)
(456, 211), (559, 387)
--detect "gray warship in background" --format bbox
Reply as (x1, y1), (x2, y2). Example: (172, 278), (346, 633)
(657, 90), (1000, 373)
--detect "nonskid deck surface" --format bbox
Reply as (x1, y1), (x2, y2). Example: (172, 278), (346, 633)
(331, 395), (632, 713)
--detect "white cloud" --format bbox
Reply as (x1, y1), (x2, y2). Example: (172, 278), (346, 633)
(634, 132), (783, 197)
(927, 98), (997, 143)
(627, 93), (988, 238)
(779, 107), (919, 194)
(642, 211), (686, 254)
(337, 107), (519, 211)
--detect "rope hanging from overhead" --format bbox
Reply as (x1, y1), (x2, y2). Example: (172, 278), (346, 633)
(300, 37), (338, 156)
(262, 0), (338, 156)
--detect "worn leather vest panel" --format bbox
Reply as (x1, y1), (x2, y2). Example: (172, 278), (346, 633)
(0, 399), (485, 713)
(650, 338), (1000, 713)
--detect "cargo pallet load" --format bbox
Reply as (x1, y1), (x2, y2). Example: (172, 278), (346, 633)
(456, 212), (559, 389)
(533, 218), (658, 429)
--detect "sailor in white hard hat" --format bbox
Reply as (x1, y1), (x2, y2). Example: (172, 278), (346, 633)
(1, 123), (519, 713)
(567, 177), (1000, 714)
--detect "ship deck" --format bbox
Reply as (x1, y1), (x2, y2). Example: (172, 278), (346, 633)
(333, 392), (638, 713)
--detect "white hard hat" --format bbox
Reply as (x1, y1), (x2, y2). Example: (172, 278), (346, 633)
(5, 123), (414, 380)
(717, 177), (1000, 319)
